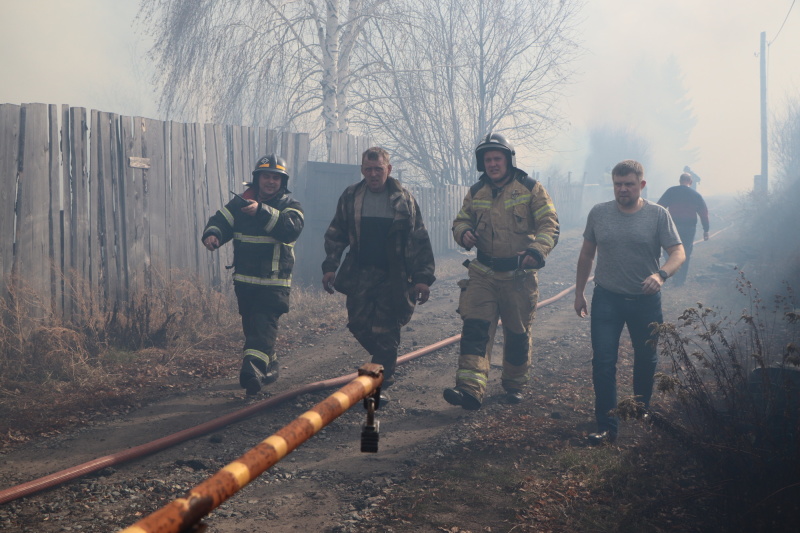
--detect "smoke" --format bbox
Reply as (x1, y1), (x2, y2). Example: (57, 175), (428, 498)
(0, 0), (157, 118)
(536, 1), (800, 198)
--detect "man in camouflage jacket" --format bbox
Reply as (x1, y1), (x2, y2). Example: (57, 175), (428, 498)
(322, 147), (435, 391)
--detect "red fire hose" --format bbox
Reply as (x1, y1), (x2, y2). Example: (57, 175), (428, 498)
(0, 330), (468, 505)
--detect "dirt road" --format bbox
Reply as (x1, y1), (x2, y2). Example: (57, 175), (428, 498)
(0, 226), (738, 532)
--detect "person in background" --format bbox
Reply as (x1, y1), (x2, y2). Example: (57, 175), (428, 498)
(202, 155), (304, 396)
(443, 133), (559, 410)
(657, 172), (710, 286)
(574, 159), (684, 445)
(322, 147), (435, 398)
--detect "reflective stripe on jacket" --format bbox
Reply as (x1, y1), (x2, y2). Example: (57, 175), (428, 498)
(202, 191), (304, 287)
(453, 169), (559, 274)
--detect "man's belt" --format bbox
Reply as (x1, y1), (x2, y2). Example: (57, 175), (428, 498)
(476, 251), (519, 272)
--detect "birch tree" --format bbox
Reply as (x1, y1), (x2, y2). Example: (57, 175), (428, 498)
(138, 0), (387, 159)
(352, 0), (581, 186)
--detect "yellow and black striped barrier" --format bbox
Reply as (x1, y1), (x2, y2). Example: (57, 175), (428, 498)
(120, 363), (384, 533)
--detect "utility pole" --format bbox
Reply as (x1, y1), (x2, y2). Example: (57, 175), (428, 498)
(756, 31), (768, 193)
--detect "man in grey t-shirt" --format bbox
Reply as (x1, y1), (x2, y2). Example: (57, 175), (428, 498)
(574, 160), (685, 445)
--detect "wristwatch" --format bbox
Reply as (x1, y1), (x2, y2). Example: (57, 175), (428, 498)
(657, 269), (669, 282)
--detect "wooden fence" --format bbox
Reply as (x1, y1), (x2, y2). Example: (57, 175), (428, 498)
(405, 184), (470, 253)
(1, 103), (585, 318)
(0, 103), (310, 318)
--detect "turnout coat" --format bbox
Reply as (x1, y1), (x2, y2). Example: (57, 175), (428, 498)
(202, 188), (304, 288)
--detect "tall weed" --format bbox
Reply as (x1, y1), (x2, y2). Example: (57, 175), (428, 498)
(654, 270), (800, 528)
(0, 271), (239, 383)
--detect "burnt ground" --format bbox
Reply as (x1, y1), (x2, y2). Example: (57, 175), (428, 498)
(0, 222), (778, 532)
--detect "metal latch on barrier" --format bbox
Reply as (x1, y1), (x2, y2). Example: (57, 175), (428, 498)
(358, 364), (383, 453)
(361, 394), (380, 453)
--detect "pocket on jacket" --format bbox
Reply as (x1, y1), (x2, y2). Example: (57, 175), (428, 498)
(512, 205), (531, 234)
(333, 252), (358, 296)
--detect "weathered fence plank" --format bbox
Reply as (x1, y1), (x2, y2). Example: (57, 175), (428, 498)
(15, 104), (53, 314)
(406, 183), (469, 255)
(203, 123), (233, 287)
(258, 127), (278, 158)
(59, 105), (72, 318)
(142, 118), (168, 280)
(281, 132), (309, 204)
(106, 112), (125, 304)
(188, 123), (209, 281)
(0, 104), (21, 303)
(120, 116), (147, 295)
(47, 104), (61, 313)
(229, 126), (246, 192)
(65, 107), (90, 317)
(167, 121), (191, 273)
(91, 110), (112, 305)
(243, 126), (256, 180)
(88, 110), (102, 299)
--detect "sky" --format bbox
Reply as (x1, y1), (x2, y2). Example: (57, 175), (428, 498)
(1, 0), (798, 197)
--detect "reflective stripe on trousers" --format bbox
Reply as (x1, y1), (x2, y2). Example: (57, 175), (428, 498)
(454, 267), (539, 400)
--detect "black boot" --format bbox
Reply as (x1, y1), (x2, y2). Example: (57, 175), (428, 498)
(443, 387), (482, 410)
(239, 356), (267, 396)
(505, 389), (524, 404)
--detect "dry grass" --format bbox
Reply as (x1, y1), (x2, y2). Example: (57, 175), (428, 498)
(1, 270), (241, 380)
(284, 284), (348, 330)
(650, 272), (800, 530)
(0, 270), (243, 446)
(0, 267), (353, 447)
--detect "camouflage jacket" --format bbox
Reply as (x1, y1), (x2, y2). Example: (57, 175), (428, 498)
(202, 188), (304, 288)
(322, 177), (436, 293)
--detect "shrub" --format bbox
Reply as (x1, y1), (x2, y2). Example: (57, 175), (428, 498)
(654, 270), (800, 529)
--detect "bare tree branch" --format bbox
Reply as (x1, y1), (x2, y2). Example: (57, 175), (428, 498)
(137, 0), (388, 159)
(351, 0), (582, 186)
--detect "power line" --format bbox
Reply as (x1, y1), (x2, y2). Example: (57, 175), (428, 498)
(769, 0), (796, 45)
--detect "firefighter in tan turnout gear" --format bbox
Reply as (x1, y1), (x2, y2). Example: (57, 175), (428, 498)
(443, 134), (559, 410)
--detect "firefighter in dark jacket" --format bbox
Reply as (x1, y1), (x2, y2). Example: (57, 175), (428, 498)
(444, 133), (559, 410)
(202, 155), (304, 396)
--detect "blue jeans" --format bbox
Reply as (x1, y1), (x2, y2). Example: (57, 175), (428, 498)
(590, 284), (663, 433)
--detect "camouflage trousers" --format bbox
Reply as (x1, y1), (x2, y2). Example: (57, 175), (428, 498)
(455, 265), (539, 401)
(345, 266), (415, 385)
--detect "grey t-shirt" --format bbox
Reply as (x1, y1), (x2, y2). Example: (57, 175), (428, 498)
(584, 199), (681, 295)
